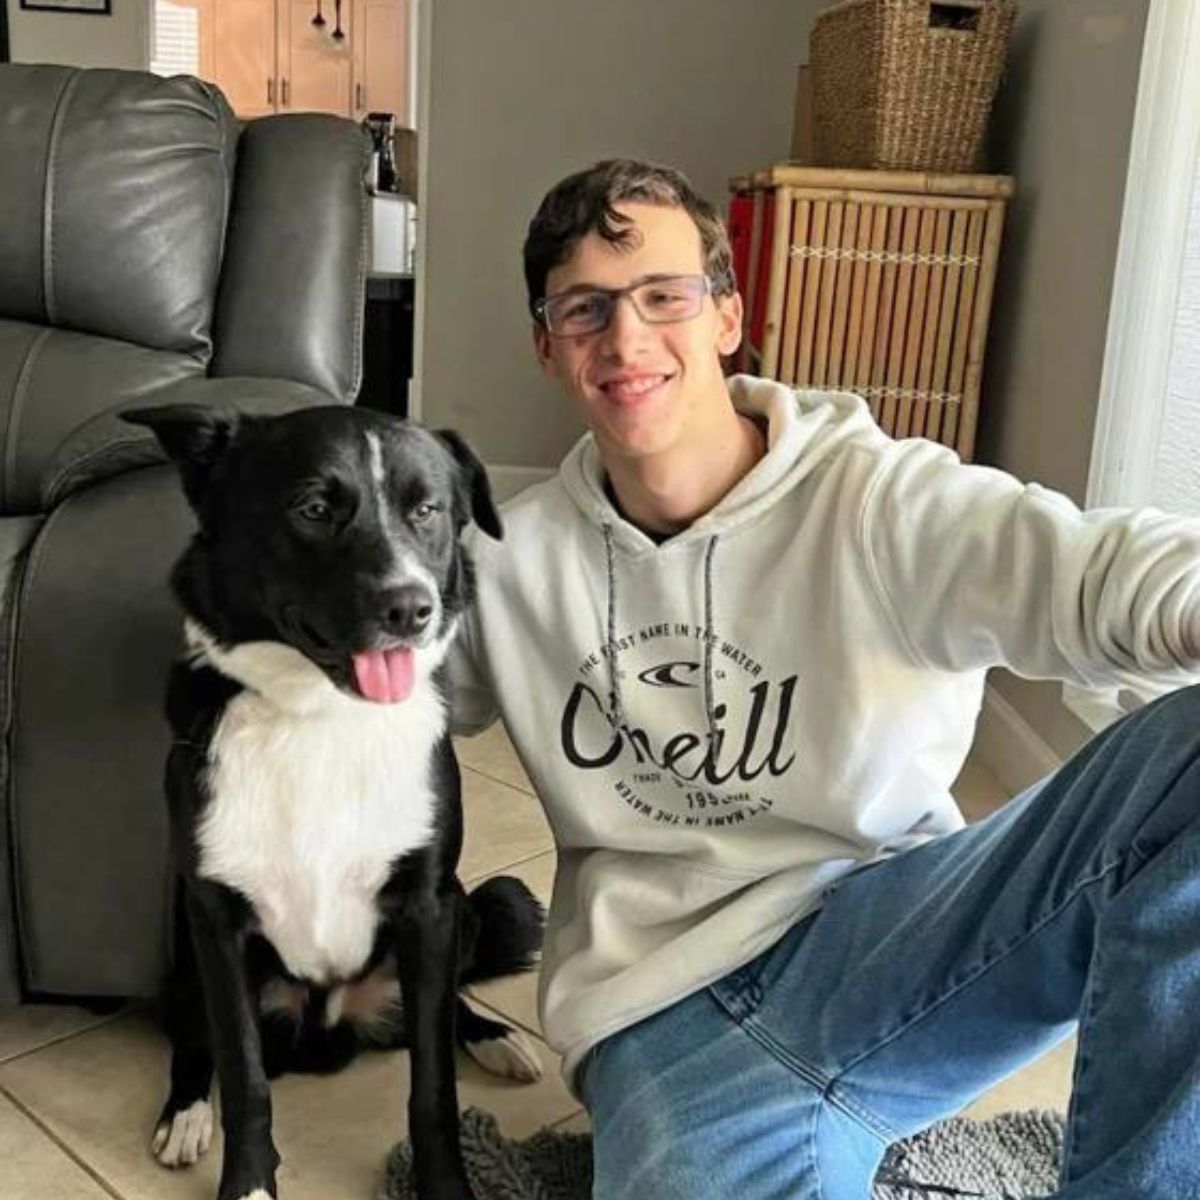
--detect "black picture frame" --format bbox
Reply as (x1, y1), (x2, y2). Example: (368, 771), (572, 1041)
(1, 0), (10, 64)
(19, 0), (111, 13)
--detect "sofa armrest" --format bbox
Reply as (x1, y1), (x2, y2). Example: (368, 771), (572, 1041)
(0, 514), (45, 1003)
(212, 114), (370, 403)
(42, 375), (331, 509)
(11, 467), (185, 997)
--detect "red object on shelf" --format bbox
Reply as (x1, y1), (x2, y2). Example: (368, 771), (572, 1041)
(728, 191), (753, 296)
(750, 190), (775, 355)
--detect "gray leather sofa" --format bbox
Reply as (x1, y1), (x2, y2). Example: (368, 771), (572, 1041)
(0, 64), (368, 1005)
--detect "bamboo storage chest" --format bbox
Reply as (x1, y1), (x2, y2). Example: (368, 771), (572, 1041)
(728, 165), (1013, 461)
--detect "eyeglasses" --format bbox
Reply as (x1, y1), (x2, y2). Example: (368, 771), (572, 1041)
(534, 273), (715, 337)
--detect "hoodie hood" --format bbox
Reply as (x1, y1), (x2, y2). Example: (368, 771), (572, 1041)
(558, 375), (884, 553)
(557, 376), (886, 744)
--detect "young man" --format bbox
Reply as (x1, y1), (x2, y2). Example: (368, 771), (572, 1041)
(448, 159), (1200, 1200)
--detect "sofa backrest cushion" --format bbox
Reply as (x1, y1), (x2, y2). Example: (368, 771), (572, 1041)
(0, 64), (238, 361)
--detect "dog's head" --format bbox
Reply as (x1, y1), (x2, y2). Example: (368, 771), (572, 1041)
(123, 403), (501, 704)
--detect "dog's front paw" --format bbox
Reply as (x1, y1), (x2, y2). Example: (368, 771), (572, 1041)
(217, 1157), (278, 1200)
(464, 1025), (542, 1082)
(216, 1136), (279, 1200)
(151, 1098), (214, 1167)
(220, 1179), (276, 1200)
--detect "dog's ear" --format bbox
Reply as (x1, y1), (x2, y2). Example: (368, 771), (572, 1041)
(121, 404), (240, 512)
(435, 429), (503, 540)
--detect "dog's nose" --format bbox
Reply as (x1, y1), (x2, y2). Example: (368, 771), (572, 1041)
(380, 585), (435, 639)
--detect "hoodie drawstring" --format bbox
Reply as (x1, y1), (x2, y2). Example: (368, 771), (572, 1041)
(601, 524), (626, 731)
(702, 535), (719, 746)
(600, 523), (721, 748)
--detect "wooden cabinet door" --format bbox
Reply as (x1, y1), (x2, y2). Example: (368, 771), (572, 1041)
(212, 0), (277, 118)
(351, 0), (407, 122)
(278, 0), (353, 116)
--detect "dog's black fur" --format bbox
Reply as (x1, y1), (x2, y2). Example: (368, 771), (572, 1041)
(125, 404), (543, 1200)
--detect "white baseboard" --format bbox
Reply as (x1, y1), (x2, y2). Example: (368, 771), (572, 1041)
(975, 683), (1063, 797)
(487, 464), (555, 503)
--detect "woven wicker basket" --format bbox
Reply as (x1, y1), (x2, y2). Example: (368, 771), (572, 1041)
(811, 0), (1016, 173)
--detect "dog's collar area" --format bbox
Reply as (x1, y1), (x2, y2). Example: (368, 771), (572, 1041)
(183, 618), (345, 714)
(182, 617), (458, 714)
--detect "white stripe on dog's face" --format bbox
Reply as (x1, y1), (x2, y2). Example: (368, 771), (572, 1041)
(364, 430), (445, 645)
(366, 430), (388, 515)
(365, 430), (400, 549)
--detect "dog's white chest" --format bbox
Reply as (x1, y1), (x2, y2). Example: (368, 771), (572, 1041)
(198, 668), (444, 983)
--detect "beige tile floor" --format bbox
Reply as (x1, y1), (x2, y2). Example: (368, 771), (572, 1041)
(0, 728), (1074, 1199)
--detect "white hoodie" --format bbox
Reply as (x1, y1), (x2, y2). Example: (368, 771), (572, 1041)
(448, 376), (1200, 1087)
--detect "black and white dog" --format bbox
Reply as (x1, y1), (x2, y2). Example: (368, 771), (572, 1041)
(124, 404), (544, 1200)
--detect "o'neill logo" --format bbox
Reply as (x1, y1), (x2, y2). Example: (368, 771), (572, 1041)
(560, 622), (798, 828)
(637, 660), (699, 688)
(562, 675), (797, 781)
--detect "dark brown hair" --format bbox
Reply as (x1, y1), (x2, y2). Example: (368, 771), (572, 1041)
(523, 159), (735, 316)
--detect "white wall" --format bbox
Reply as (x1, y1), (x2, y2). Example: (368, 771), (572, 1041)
(9, 0), (148, 69)
(416, 0), (817, 468)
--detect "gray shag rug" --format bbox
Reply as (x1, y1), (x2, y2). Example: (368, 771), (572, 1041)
(382, 1107), (1064, 1199)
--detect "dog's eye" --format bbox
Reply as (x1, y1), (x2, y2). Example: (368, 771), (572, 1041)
(410, 502), (439, 523)
(296, 499), (332, 523)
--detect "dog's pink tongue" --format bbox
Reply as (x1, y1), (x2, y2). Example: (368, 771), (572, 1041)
(352, 647), (415, 704)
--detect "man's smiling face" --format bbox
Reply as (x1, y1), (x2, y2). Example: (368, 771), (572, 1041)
(533, 202), (742, 467)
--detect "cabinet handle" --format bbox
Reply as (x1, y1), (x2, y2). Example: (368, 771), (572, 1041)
(281, 78), (290, 106)
(267, 78), (275, 105)
(356, 83), (363, 110)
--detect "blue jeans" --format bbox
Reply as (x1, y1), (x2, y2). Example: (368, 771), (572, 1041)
(579, 684), (1200, 1199)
